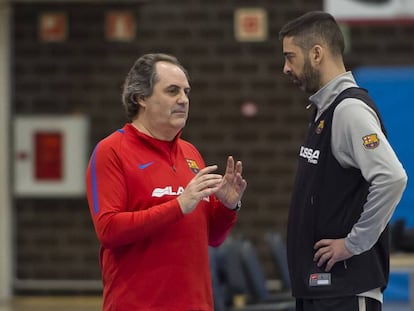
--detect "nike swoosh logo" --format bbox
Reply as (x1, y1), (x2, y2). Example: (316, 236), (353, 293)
(138, 162), (154, 170)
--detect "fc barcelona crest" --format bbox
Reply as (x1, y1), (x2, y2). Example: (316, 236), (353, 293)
(186, 159), (200, 174)
(362, 133), (380, 149)
(315, 120), (324, 134)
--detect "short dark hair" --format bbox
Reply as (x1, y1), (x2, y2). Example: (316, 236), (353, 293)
(122, 53), (189, 121)
(279, 11), (345, 56)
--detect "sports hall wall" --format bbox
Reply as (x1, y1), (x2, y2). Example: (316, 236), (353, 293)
(11, 0), (414, 292)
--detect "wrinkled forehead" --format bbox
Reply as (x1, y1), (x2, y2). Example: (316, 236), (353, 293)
(155, 61), (190, 87)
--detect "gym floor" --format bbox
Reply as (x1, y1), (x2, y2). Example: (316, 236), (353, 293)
(0, 296), (409, 311)
(0, 296), (102, 311)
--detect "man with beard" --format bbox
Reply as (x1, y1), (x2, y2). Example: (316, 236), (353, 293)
(279, 11), (407, 311)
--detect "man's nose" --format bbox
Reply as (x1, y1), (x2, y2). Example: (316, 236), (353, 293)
(283, 62), (291, 75)
(178, 91), (188, 104)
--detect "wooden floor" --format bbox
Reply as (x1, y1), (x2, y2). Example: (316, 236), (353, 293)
(0, 296), (409, 311)
(0, 296), (102, 311)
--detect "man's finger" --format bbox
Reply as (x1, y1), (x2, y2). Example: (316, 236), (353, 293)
(199, 165), (218, 175)
(316, 251), (330, 267)
(314, 239), (332, 249)
(225, 156), (234, 174)
(325, 259), (335, 272)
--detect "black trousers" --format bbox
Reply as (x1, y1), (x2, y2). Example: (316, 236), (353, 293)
(296, 296), (381, 311)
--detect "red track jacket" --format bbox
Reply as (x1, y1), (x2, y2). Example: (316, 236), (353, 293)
(86, 124), (237, 311)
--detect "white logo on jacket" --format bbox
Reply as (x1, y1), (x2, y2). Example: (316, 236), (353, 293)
(152, 186), (185, 197)
(151, 186), (210, 202)
(299, 146), (320, 164)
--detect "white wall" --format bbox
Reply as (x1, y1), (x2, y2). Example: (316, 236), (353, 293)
(0, 0), (12, 301)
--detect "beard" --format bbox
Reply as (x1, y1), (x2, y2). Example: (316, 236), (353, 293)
(290, 58), (320, 94)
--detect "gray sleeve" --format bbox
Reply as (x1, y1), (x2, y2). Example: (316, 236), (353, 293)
(331, 99), (407, 255)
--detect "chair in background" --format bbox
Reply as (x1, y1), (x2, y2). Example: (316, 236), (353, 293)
(215, 236), (252, 306)
(239, 238), (269, 303)
(391, 219), (414, 252)
(212, 236), (295, 311)
(240, 238), (293, 305)
(209, 246), (227, 311)
(264, 232), (291, 291)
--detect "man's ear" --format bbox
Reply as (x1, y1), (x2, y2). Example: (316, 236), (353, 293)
(309, 44), (323, 66)
(136, 95), (147, 108)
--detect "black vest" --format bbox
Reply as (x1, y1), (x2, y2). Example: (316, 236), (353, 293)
(287, 87), (389, 298)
